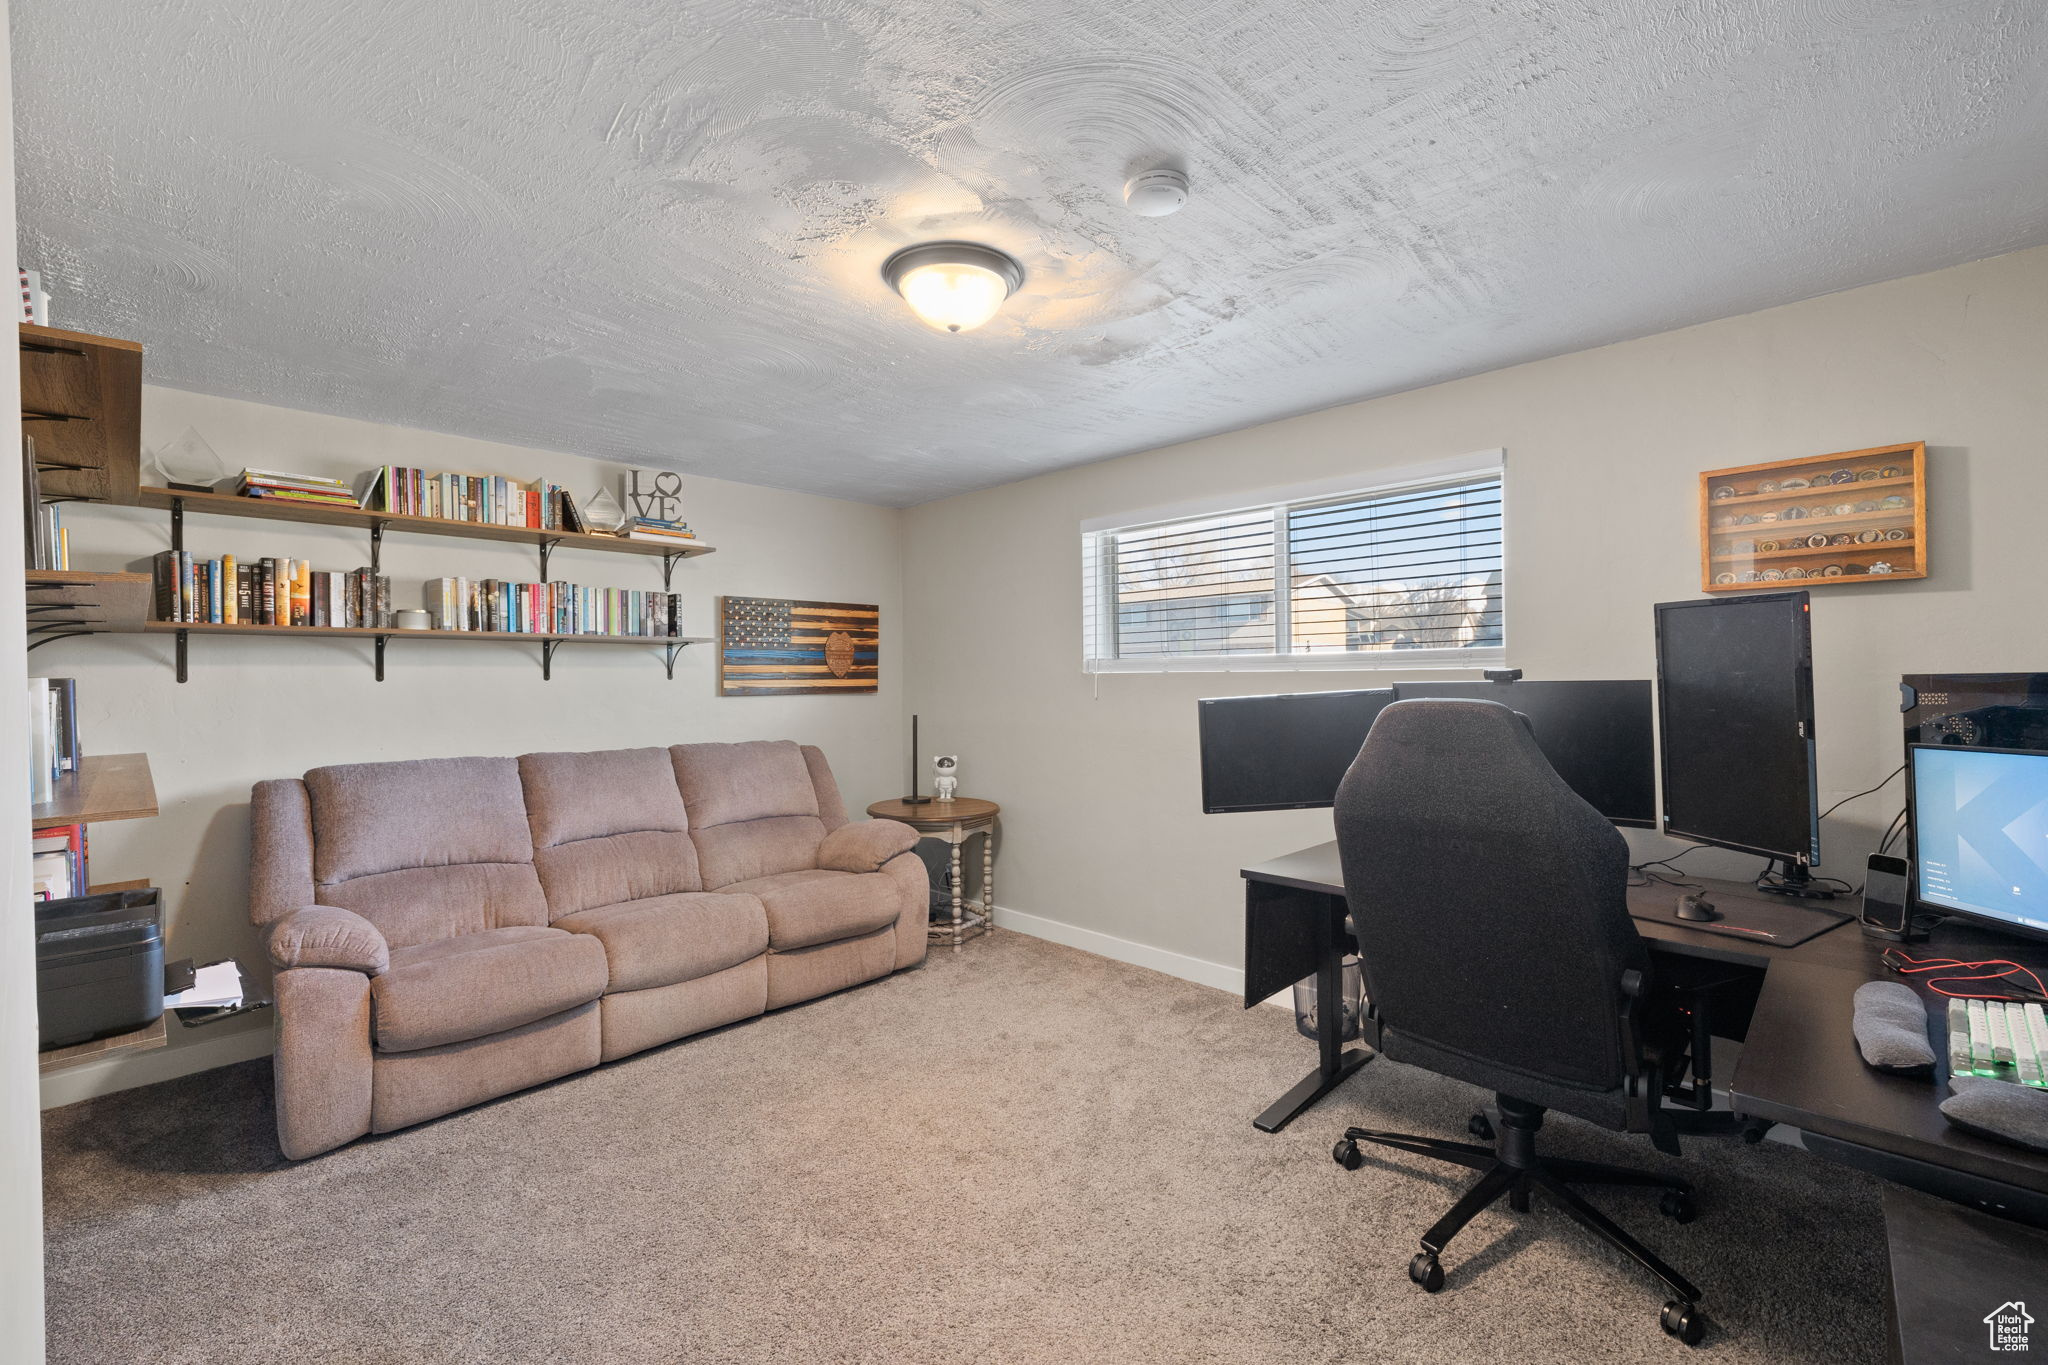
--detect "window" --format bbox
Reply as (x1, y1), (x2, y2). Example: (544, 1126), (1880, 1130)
(1081, 456), (1504, 672)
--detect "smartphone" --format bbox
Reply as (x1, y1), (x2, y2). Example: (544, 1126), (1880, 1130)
(1860, 853), (1917, 941)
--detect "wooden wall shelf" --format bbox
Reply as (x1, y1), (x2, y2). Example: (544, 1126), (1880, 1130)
(143, 620), (714, 681)
(138, 486), (715, 562)
(31, 753), (159, 830)
(21, 323), (142, 504)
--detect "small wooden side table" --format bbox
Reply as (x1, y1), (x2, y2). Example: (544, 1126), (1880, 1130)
(866, 797), (999, 951)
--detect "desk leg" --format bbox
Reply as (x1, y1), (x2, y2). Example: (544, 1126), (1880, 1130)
(1254, 892), (1372, 1133)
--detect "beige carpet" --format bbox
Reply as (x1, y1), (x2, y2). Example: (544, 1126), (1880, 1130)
(42, 930), (1888, 1364)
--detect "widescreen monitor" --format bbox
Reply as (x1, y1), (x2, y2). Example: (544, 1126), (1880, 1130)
(1910, 744), (2048, 939)
(1654, 592), (1820, 873)
(1392, 680), (1656, 827)
(1198, 689), (1395, 813)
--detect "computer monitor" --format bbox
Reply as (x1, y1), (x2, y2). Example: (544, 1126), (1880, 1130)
(1197, 689), (1395, 813)
(1909, 744), (2048, 939)
(1654, 591), (1822, 893)
(1392, 680), (1656, 827)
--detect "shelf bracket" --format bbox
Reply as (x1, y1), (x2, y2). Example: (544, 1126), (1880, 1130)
(26, 625), (95, 651)
(175, 628), (188, 683)
(661, 551), (683, 592)
(374, 634), (387, 682)
(541, 638), (561, 680)
(369, 520), (386, 577)
(27, 601), (98, 614)
(538, 537), (562, 584)
(663, 641), (686, 680)
(170, 497), (185, 554)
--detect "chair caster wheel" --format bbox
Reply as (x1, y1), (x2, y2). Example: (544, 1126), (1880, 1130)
(1660, 1300), (1706, 1346)
(1468, 1112), (1495, 1141)
(1659, 1190), (1697, 1224)
(1408, 1252), (1445, 1293)
(1332, 1139), (1363, 1171)
(1741, 1119), (1771, 1144)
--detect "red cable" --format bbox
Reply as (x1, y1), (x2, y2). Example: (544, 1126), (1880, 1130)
(1886, 951), (2048, 1001)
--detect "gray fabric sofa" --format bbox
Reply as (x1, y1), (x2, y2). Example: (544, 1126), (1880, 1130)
(250, 740), (928, 1159)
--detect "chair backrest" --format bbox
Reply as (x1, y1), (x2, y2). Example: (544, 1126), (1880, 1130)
(301, 756), (549, 949)
(1333, 698), (1647, 1095)
(670, 741), (848, 888)
(520, 747), (701, 918)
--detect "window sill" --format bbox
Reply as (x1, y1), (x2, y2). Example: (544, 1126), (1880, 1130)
(1083, 648), (1507, 675)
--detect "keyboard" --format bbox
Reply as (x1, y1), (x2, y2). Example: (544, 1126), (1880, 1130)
(1950, 997), (2048, 1087)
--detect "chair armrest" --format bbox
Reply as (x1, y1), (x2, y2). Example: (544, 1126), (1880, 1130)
(267, 905), (390, 975)
(817, 819), (921, 873)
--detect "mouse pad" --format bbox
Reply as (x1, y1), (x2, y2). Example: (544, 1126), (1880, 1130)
(1628, 895), (1852, 947)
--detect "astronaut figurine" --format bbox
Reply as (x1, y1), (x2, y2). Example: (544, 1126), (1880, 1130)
(932, 755), (960, 802)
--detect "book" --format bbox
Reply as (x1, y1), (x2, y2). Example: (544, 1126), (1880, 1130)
(27, 677), (54, 805)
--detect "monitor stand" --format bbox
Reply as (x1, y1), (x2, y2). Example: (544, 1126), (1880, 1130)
(1757, 860), (1838, 899)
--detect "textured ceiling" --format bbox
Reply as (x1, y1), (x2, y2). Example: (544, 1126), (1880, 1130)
(14, 2), (2048, 506)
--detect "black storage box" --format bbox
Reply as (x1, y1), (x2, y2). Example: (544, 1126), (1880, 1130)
(35, 888), (164, 1049)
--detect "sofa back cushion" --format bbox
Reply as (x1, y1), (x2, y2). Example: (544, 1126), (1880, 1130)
(304, 756), (548, 949)
(520, 747), (702, 918)
(671, 740), (828, 888)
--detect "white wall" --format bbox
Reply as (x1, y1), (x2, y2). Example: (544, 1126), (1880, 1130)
(38, 387), (905, 1106)
(0, 0), (47, 1354)
(902, 244), (2048, 990)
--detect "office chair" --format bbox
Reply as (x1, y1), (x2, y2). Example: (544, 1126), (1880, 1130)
(1327, 698), (1707, 1346)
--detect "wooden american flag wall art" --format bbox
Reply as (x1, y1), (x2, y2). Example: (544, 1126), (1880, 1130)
(718, 596), (879, 696)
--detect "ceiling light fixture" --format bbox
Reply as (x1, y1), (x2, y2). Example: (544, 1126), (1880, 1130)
(882, 242), (1023, 334)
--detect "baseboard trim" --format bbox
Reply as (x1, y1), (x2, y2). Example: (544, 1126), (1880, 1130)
(990, 904), (1248, 997)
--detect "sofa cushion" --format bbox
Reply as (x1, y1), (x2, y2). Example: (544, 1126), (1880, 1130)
(521, 747), (702, 916)
(306, 756), (533, 884)
(671, 740), (819, 827)
(319, 862), (551, 951)
(371, 926), (608, 1053)
(553, 892), (767, 993)
(722, 868), (905, 951)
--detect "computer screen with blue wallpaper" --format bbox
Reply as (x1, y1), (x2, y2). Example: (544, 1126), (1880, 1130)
(1913, 744), (2048, 936)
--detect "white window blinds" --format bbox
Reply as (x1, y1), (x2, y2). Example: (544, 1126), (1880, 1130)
(1082, 462), (1505, 672)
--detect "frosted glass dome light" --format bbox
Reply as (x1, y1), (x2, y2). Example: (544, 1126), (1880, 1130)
(882, 242), (1024, 334)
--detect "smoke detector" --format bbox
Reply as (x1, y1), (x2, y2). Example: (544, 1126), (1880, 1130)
(1123, 167), (1189, 217)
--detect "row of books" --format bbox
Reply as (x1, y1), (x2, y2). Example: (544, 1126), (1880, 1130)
(236, 468), (358, 507)
(152, 552), (392, 628)
(369, 467), (582, 531)
(22, 435), (69, 570)
(26, 676), (80, 806)
(33, 824), (86, 902)
(425, 578), (683, 637)
(627, 516), (699, 545)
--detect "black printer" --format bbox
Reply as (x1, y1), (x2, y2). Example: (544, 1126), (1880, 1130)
(35, 887), (164, 1049)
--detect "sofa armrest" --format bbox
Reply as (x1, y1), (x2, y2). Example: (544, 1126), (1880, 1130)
(267, 905), (390, 975)
(817, 819), (921, 873)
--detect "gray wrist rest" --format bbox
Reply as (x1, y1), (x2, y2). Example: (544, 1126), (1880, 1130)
(1852, 980), (1936, 1075)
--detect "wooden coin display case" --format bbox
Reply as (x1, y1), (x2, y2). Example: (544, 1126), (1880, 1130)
(1700, 442), (1925, 592)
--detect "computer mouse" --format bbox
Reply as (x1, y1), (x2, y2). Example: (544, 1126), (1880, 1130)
(1676, 892), (1722, 923)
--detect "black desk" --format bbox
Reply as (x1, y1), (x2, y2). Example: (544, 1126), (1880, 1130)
(1243, 839), (2048, 1359)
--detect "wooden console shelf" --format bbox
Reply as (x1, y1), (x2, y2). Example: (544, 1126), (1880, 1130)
(31, 753), (159, 830)
(39, 1013), (167, 1075)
